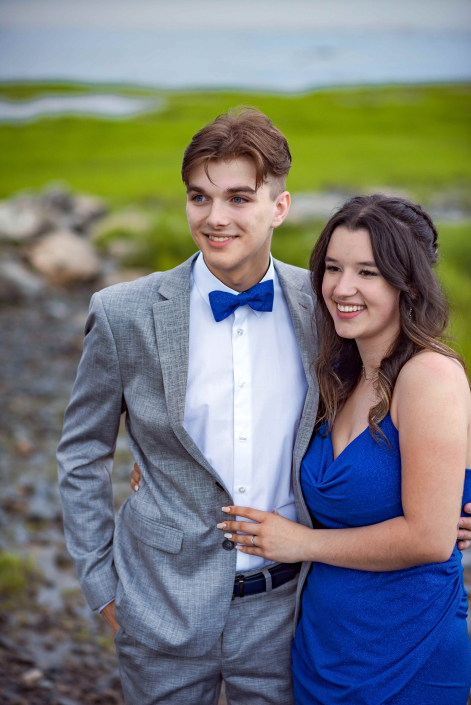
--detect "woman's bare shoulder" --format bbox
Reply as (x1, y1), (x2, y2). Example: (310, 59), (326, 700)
(402, 349), (466, 379)
(391, 351), (469, 424)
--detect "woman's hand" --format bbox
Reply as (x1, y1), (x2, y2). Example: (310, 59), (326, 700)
(130, 463), (140, 492)
(458, 505), (471, 550)
(218, 506), (314, 563)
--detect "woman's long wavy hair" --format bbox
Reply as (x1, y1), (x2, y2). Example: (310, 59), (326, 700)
(310, 194), (467, 441)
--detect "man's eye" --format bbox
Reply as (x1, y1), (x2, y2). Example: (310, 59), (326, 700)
(232, 196), (247, 204)
(193, 195), (206, 202)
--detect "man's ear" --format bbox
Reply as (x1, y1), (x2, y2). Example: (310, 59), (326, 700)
(272, 191), (290, 229)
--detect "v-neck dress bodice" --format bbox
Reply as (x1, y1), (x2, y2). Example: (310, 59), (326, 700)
(292, 414), (471, 705)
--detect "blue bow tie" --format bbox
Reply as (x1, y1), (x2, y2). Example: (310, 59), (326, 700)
(208, 280), (274, 322)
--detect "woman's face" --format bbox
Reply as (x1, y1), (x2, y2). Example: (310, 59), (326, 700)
(322, 226), (401, 345)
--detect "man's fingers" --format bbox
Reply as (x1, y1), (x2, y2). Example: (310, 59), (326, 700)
(459, 516), (471, 530)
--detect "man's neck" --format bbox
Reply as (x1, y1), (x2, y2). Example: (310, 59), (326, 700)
(204, 255), (271, 292)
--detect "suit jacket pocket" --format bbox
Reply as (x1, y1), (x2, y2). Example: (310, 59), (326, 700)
(124, 503), (183, 554)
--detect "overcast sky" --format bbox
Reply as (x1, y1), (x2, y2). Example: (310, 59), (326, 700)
(1, 0), (470, 91)
(1, 0), (471, 32)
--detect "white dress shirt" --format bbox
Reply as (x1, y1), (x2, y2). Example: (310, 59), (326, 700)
(184, 253), (308, 572)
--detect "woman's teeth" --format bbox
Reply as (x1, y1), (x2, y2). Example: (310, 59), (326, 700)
(208, 235), (234, 242)
(337, 304), (366, 312)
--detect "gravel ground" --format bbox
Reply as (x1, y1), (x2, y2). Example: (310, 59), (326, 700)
(0, 281), (231, 704)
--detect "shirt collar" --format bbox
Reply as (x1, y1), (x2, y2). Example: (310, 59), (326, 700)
(192, 252), (275, 318)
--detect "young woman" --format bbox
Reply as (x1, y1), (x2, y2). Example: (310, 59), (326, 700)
(219, 195), (471, 704)
(130, 195), (471, 703)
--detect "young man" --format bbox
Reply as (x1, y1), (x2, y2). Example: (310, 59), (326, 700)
(57, 108), (471, 705)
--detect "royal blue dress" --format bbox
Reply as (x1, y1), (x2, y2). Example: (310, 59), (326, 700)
(292, 413), (471, 705)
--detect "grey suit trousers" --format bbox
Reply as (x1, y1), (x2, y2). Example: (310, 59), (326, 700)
(114, 574), (298, 705)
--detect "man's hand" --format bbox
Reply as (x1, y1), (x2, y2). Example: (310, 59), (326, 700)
(130, 463), (141, 492)
(458, 503), (471, 550)
(101, 600), (120, 636)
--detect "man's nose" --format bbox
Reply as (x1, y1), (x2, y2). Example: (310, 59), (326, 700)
(206, 201), (231, 229)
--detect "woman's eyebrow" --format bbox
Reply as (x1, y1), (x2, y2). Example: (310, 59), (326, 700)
(325, 256), (377, 267)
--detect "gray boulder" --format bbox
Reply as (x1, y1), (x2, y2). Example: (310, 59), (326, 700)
(0, 198), (52, 242)
(27, 230), (102, 285)
(0, 259), (45, 302)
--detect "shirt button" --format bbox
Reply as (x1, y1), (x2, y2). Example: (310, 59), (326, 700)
(238, 381), (246, 388)
(239, 435), (247, 442)
(222, 539), (235, 551)
(238, 486), (246, 494)
(237, 329), (244, 336)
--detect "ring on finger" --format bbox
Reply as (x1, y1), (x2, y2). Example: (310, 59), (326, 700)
(251, 535), (256, 546)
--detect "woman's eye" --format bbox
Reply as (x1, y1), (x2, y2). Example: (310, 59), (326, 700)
(325, 264), (340, 272)
(359, 269), (378, 277)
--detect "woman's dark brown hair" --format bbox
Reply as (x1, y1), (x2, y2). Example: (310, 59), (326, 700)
(310, 194), (467, 441)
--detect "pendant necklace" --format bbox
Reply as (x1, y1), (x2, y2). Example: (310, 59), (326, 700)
(362, 365), (378, 382)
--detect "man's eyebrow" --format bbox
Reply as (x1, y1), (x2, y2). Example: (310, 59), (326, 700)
(186, 184), (206, 194)
(186, 184), (257, 196)
(325, 256), (377, 266)
(225, 186), (257, 195)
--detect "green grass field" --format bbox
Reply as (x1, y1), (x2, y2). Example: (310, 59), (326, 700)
(1, 81), (470, 362)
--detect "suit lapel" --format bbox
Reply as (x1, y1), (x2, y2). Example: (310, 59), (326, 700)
(152, 256), (226, 485)
(274, 260), (319, 527)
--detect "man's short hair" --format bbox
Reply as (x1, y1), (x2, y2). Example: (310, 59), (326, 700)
(182, 106), (291, 197)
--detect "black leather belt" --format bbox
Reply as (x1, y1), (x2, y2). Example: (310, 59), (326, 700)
(232, 562), (301, 598)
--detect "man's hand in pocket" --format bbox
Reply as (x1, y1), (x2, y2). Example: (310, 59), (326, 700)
(102, 600), (120, 636)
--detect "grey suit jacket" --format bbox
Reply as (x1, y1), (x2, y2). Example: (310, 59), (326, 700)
(57, 254), (319, 657)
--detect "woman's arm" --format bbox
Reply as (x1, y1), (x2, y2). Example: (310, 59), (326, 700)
(221, 353), (470, 571)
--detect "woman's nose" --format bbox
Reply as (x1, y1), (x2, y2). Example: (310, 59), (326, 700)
(333, 272), (357, 297)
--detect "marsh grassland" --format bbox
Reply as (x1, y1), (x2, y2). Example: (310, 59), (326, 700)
(0, 82), (470, 704)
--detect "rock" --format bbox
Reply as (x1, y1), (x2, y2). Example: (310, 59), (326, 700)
(101, 268), (150, 288)
(27, 230), (101, 285)
(106, 238), (141, 263)
(70, 194), (107, 232)
(20, 668), (43, 687)
(14, 437), (34, 457)
(41, 185), (75, 214)
(0, 199), (52, 242)
(286, 192), (347, 224)
(91, 207), (152, 242)
(0, 259), (45, 302)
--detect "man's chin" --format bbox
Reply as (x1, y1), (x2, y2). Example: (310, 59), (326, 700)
(199, 245), (243, 272)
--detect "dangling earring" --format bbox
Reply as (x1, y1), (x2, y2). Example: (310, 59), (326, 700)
(408, 306), (413, 319)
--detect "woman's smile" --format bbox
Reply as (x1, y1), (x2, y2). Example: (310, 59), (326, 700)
(336, 302), (367, 319)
